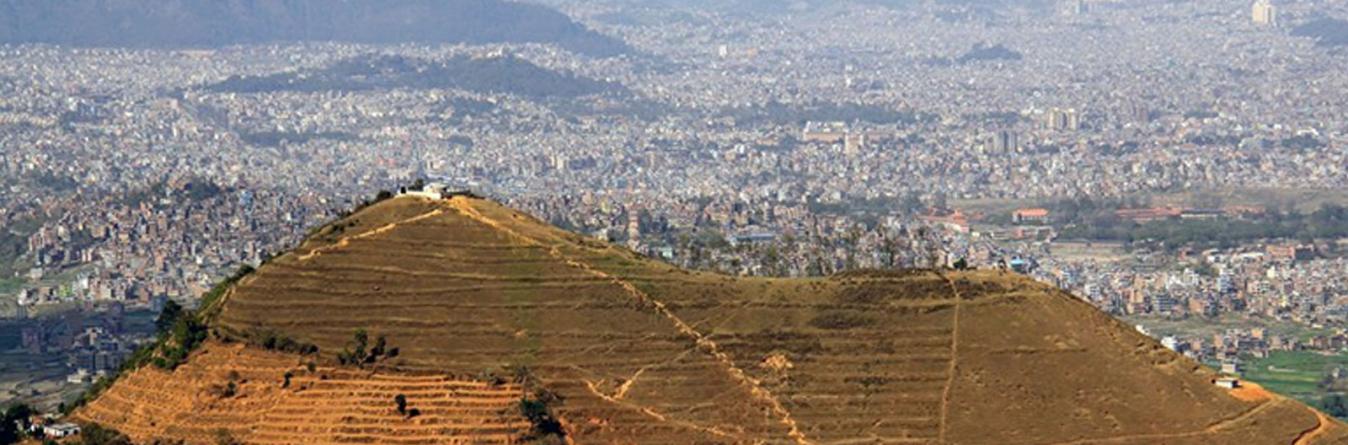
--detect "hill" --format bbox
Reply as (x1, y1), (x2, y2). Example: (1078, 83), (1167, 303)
(77, 342), (527, 444)
(78, 195), (1348, 443)
(0, 0), (629, 57)
(956, 43), (1023, 63)
(205, 54), (624, 99)
(606, 0), (1056, 18)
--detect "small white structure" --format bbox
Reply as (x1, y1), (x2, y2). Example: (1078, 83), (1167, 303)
(43, 422), (81, 438)
(66, 369), (91, 384)
(1214, 377), (1241, 389)
(398, 182), (449, 200)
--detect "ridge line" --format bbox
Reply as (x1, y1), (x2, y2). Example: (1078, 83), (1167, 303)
(295, 207), (446, 262)
(936, 271), (963, 445)
(445, 198), (813, 445)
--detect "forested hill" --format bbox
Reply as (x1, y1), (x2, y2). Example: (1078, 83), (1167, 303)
(0, 0), (630, 57)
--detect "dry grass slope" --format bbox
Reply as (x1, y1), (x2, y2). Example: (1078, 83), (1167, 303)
(75, 342), (527, 444)
(83, 196), (1348, 444)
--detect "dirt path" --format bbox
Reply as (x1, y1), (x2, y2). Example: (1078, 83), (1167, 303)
(1206, 380), (1332, 445)
(445, 198), (813, 445)
(1292, 408), (1331, 445)
(579, 378), (745, 441)
(295, 207), (445, 262)
(1046, 398), (1278, 445)
(935, 272), (963, 444)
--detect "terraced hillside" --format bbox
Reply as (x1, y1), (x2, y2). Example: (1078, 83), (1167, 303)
(85, 195), (1348, 444)
(75, 342), (528, 444)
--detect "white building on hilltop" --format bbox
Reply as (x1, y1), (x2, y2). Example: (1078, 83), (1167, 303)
(43, 423), (81, 438)
(398, 182), (450, 200)
(397, 182), (476, 200)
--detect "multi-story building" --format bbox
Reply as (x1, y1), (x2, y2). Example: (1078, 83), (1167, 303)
(1252, 1), (1277, 26)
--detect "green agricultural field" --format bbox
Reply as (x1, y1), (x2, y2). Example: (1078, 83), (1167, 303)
(1127, 314), (1337, 342)
(0, 277), (23, 295)
(1242, 351), (1348, 411)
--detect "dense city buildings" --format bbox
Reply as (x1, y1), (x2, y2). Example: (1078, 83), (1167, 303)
(0, 0), (1346, 412)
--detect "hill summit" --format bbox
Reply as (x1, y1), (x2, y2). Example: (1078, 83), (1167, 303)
(0, 0), (630, 57)
(76, 195), (1347, 444)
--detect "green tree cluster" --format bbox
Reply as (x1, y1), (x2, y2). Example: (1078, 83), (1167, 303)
(1323, 394), (1348, 419)
(72, 423), (131, 445)
(0, 404), (33, 444)
(1059, 204), (1348, 250)
(337, 330), (397, 367)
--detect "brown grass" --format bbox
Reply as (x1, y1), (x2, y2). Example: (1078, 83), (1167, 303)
(83, 196), (1348, 444)
(75, 342), (526, 444)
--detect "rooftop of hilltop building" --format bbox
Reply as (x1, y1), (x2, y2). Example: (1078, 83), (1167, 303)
(395, 181), (480, 200)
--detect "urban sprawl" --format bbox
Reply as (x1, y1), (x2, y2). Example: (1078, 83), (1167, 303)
(1, 0), (1347, 411)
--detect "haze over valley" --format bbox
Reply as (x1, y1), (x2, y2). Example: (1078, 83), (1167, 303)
(2, 0), (1348, 443)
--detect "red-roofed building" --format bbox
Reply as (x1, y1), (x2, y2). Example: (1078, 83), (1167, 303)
(919, 209), (970, 233)
(1012, 208), (1050, 224)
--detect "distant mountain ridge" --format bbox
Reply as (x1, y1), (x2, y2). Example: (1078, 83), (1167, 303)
(205, 54), (624, 98)
(0, 0), (630, 57)
(611, 0), (1054, 17)
(956, 43), (1023, 63)
(923, 42), (1023, 66)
